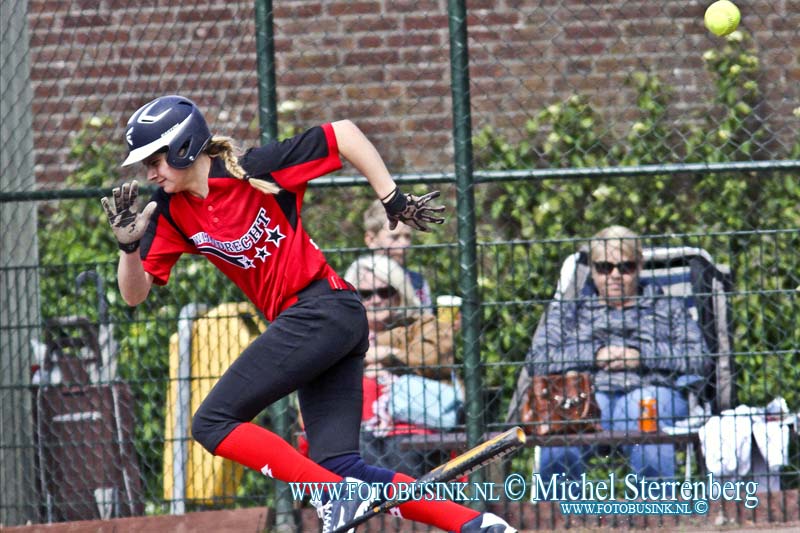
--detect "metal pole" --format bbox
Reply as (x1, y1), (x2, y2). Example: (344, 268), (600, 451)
(1, 0), (39, 525)
(255, 0), (278, 144)
(447, 0), (485, 489)
(255, 1), (295, 530)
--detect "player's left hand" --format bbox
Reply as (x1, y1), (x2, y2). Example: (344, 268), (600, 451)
(382, 188), (446, 232)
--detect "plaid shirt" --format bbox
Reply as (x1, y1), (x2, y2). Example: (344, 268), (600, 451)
(527, 283), (709, 392)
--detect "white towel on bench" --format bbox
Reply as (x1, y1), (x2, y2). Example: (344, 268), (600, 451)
(699, 400), (792, 477)
(699, 405), (754, 477)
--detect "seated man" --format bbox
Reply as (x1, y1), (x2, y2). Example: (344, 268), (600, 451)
(527, 225), (709, 482)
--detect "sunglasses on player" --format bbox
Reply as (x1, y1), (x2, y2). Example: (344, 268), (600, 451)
(358, 286), (399, 300)
(592, 260), (638, 275)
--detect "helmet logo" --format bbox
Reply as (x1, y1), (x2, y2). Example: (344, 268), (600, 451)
(126, 127), (134, 146)
(137, 100), (171, 124)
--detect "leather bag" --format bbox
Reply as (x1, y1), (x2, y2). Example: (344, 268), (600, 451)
(520, 372), (602, 436)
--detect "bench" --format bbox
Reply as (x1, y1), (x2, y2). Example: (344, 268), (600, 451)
(396, 429), (700, 450)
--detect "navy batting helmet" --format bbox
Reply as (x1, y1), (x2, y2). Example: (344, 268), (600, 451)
(121, 95), (211, 169)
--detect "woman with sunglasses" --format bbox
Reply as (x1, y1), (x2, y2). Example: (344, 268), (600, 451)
(527, 225), (708, 489)
(101, 95), (513, 533)
(343, 255), (457, 478)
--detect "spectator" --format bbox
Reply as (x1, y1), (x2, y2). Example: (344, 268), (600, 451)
(527, 225), (709, 483)
(344, 254), (461, 477)
(363, 199), (433, 308)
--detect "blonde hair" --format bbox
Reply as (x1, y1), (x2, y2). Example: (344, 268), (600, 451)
(205, 136), (281, 195)
(344, 254), (421, 311)
(589, 225), (642, 263)
(363, 199), (388, 234)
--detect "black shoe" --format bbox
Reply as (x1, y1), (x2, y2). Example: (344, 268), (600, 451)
(458, 512), (517, 533)
(315, 477), (378, 533)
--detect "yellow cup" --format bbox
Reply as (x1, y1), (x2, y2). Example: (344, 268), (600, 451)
(436, 295), (462, 325)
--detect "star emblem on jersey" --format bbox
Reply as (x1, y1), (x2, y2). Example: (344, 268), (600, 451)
(266, 226), (285, 246)
(188, 209), (288, 270)
(254, 246), (271, 262)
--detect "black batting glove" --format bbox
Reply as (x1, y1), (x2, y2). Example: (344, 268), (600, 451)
(381, 187), (446, 232)
(100, 181), (157, 253)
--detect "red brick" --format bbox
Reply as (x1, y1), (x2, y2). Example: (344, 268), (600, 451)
(175, 7), (232, 23)
(357, 35), (384, 48)
(402, 15), (448, 31)
(407, 85), (451, 99)
(327, 1), (381, 17)
(388, 66), (447, 83)
(403, 115), (452, 132)
(61, 13), (112, 28)
(564, 23), (621, 40)
(343, 50), (400, 67)
(399, 48), (448, 65)
(330, 68), (385, 85)
(385, 0), (439, 12)
(342, 16), (397, 33)
(469, 12), (521, 27)
(386, 32), (441, 48)
(275, 3), (323, 19)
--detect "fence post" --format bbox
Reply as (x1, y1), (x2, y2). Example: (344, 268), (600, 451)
(0, 0), (40, 525)
(256, 0), (278, 144)
(255, 1), (296, 530)
(447, 0), (485, 494)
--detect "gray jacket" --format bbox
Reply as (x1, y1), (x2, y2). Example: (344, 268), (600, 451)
(526, 283), (709, 391)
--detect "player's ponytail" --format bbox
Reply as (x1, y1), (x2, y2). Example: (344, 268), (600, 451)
(205, 136), (281, 195)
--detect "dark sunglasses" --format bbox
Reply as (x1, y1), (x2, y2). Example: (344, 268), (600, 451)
(358, 286), (399, 300)
(592, 260), (638, 275)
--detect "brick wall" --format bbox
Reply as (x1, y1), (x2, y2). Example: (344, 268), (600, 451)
(25, 0), (800, 185)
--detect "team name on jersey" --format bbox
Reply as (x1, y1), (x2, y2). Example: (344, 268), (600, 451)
(188, 207), (285, 269)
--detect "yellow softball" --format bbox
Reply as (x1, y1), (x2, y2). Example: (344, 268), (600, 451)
(704, 0), (741, 37)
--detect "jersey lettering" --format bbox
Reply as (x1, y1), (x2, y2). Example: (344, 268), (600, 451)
(188, 208), (282, 269)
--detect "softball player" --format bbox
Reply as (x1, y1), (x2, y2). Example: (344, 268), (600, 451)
(101, 95), (514, 532)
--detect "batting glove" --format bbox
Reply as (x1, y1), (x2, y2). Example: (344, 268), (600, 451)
(101, 181), (157, 253)
(381, 187), (446, 232)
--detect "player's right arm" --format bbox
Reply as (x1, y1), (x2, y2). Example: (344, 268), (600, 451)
(331, 120), (445, 232)
(117, 252), (153, 306)
(101, 181), (157, 306)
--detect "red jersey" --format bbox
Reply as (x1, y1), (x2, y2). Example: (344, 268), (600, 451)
(140, 123), (343, 321)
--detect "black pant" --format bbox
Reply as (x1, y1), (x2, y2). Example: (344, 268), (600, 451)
(192, 280), (369, 463)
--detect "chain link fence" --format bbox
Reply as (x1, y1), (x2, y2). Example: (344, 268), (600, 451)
(1, 0), (799, 530)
